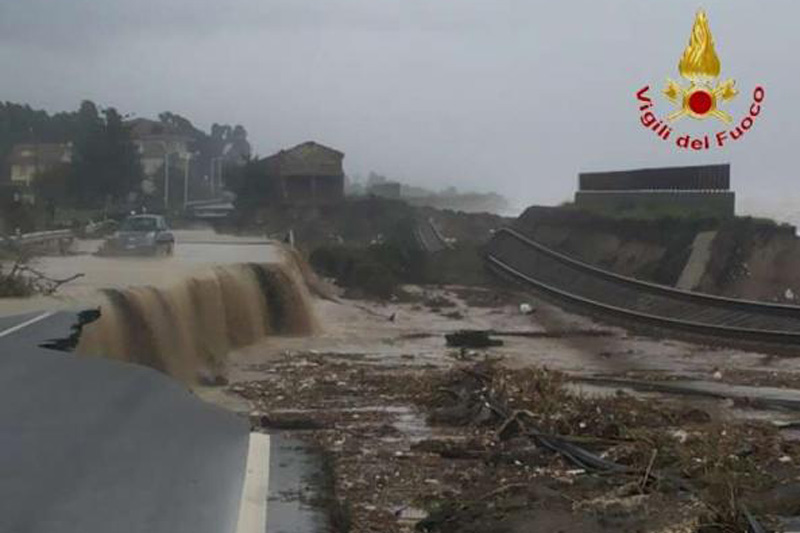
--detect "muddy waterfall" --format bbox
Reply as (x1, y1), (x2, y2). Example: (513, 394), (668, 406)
(77, 261), (317, 383)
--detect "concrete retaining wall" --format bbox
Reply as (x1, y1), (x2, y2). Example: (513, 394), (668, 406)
(574, 190), (735, 218)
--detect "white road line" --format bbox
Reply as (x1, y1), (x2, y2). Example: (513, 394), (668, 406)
(0, 312), (55, 339)
(236, 433), (271, 533)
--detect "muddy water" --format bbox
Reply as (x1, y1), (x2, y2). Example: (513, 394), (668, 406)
(0, 230), (318, 383)
(78, 262), (317, 383)
(0, 230), (284, 314)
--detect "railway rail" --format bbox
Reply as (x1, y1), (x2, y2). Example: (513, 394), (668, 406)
(414, 218), (451, 253)
(486, 227), (800, 347)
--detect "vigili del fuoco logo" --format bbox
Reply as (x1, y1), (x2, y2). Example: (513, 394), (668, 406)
(636, 10), (764, 151)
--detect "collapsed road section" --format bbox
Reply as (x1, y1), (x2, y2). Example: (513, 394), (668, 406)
(0, 310), (250, 533)
(0, 241), (326, 533)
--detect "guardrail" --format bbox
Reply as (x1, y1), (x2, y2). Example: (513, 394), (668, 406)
(1, 230), (75, 253)
(486, 227), (800, 347)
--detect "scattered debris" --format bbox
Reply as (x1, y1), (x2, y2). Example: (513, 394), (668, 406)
(196, 369), (229, 387)
(450, 286), (517, 308)
(444, 330), (504, 348)
(423, 294), (457, 311)
(229, 352), (800, 533)
(490, 328), (614, 339)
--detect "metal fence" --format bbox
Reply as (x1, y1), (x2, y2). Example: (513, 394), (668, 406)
(579, 164), (730, 191)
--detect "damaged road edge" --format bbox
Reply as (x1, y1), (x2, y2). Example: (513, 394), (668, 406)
(40, 308), (101, 352)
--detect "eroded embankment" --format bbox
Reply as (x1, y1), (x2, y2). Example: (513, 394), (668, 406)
(77, 260), (317, 384)
(514, 206), (800, 303)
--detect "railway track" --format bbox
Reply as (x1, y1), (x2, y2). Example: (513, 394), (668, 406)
(486, 227), (800, 347)
(414, 218), (451, 253)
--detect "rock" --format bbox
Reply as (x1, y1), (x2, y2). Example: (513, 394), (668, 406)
(445, 330), (504, 348)
(197, 369), (229, 386)
(250, 413), (326, 431)
(519, 303), (535, 315)
(679, 407), (712, 424)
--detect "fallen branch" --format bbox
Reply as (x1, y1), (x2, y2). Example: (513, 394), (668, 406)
(479, 482), (529, 501)
(641, 449), (658, 492)
(1, 257), (84, 297)
(16, 264), (85, 295)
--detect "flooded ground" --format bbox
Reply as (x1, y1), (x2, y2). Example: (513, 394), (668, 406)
(219, 284), (800, 532)
(0, 230), (281, 316)
(6, 238), (800, 532)
(225, 284), (800, 385)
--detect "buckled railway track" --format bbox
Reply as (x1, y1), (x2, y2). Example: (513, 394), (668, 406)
(486, 227), (800, 347)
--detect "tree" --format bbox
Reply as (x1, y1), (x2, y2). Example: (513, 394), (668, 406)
(158, 112), (201, 137)
(229, 157), (279, 210)
(32, 164), (70, 206)
(68, 101), (142, 207)
(101, 107), (142, 200)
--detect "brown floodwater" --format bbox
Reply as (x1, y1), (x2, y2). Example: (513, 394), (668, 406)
(0, 229), (318, 384)
(0, 230), (282, 316)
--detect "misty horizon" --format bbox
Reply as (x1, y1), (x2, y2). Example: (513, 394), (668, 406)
(1, 0), (797, 220)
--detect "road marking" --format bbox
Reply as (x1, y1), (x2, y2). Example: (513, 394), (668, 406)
(236, 433), (271, 533)
(0, 312), (55, 339)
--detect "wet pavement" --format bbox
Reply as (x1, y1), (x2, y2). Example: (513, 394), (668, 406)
(265, 435), (330, 533)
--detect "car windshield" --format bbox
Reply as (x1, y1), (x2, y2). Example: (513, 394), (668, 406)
(120, 217), (158, 232)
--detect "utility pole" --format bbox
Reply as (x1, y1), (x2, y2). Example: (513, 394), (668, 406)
(164, 152), (170, 209)
(183, 153), (192, 209)
(30, 127), (39, 193)
(217, 158), (224, 196)
(209, 158), (216, 198)
(210, 157), (225, 199)
(155, 140), (173, 210)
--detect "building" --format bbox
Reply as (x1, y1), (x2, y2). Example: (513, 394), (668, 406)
(574, 164), (735, 218)
(367, 181), (402, 199)
(8, 143), (73, 188)
(127, 118), (193, 181)
(257, 141), (345, 205)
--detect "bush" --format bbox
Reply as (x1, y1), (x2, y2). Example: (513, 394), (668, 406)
(0, 263), (36, 297)
(309, 243), (422, 299)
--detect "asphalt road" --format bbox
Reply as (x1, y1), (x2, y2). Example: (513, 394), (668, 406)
(0, 310), (330, 533)
(0, 311), (253, 533)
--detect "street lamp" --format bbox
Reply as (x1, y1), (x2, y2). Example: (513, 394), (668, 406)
(155, 144), (192, 210)
(181, 152), (193, 209)
(164, 151), (172, 208)
(148, 140), (174, 209)
(210, 157), (225, 198)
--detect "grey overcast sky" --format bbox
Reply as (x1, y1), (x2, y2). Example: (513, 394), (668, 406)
(0, 0), (796, 218)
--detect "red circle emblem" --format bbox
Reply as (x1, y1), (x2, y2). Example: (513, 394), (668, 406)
(688, 90), (713, 115)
